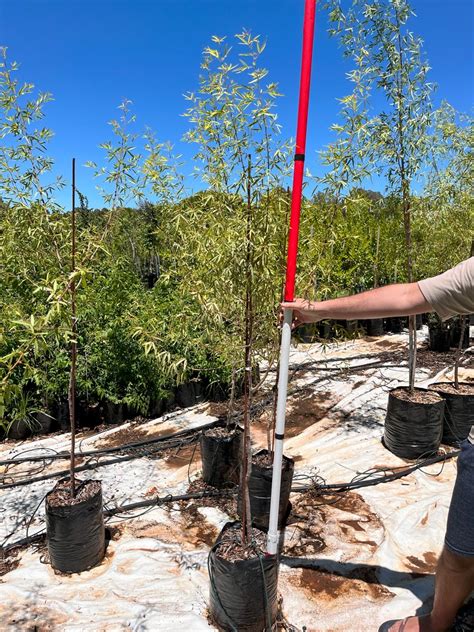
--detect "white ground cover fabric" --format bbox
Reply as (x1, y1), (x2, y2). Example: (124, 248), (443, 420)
(1, 328), (472, 631)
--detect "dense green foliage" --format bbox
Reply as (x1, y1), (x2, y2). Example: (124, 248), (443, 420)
(0, 10), (472, 434)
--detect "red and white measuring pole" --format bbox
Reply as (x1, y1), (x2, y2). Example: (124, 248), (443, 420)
(267, 0), (317, 554)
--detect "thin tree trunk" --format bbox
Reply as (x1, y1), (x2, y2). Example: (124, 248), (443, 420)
(227, 365), (236, 429)
(69, 158), (77, 498)
(454, 242), (473, 388)
(395, 14), (416, 392)
(374, 223), (380, 289)
(240, 154), (253, 545)
(454, 315), (466, 389)
(251, 347), (278, 395)
(401, 144), (416, 392)
(408, 315), (417, 391)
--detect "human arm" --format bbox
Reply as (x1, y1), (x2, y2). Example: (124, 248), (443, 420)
(282, 282), (433, 326)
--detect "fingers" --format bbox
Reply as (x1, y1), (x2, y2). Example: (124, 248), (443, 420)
(280, 298), (318, 332)
(281, 299), (306, 310)
(292, 316), (303, 330)
(282, 298), (314, 312)
(278, 307), (303, 330)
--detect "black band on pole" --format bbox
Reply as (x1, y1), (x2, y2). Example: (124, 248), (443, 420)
(294, 153), (305, 161)
(274, 433), (284, 440)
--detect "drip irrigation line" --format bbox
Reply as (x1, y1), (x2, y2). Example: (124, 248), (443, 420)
(0, 399), (276, 489)
(0, 418), (222, 466)
(1, 404), (265, 489)
(0, 395), (271, 470)
(0, 435), (199, 489)
(187, 441), (199, 485)
(294, 449), (460, 494)
(1, 420), (461, 493)
(3, 449), (460, 553)
(289, 361), (405, 398)
(291, 357), (403, 375)
(104, 489), (233, 515)
(4, 530), (45, 552)
(1, 353), (406, 472)
(270, 352), (389, 371)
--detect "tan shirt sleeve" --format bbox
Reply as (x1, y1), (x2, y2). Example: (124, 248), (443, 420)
(418, 257), (474, 321)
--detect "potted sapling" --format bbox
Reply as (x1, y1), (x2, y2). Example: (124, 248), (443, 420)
(45, 160), (105, 574)
(237, 154), (294, 534)
(209, 155), (279, 631)
(182, 36), (293, 629)
(321, 1), (446, 458)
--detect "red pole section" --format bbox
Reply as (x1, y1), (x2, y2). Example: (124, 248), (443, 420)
(284, 0), (317, 302)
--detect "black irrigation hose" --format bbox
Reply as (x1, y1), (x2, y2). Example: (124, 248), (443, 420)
(0, 399), (276, 489)
(4, 450), (460, 553)
(3, 451), (461, 560)
(112, 454), (457, 515)
(291, 359), (403, 376)
(104, 489), (233, 515)
(294, 449), (460, 494)
(0, 396), (270, 469)
(0, 435), (200, 489)
(2, 429), (461, 493)
(0, 418), (223, 466)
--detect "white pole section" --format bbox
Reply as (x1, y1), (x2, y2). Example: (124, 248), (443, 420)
(266, 307), (293, 553)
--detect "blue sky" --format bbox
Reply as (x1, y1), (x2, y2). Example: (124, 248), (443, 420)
(1, 0), (472, 208)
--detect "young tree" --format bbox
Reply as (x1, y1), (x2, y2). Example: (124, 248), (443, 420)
(0, 48), (70, 435)
(180, 32), (291, 543)
(323, 0), (435, 390)
(0, 47), (64, 206)
(417, 103), (473, 278)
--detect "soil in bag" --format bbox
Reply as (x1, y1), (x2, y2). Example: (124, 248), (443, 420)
(201, 425), (243, 488)
(239, 449), (294, 532)
(46, 478), (105, 573)
(429, 383), (474, 446)
(384, 388), (444, 459)
(208, 521), (278, 632)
